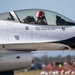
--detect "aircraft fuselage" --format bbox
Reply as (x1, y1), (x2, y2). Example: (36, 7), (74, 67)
(0, 20), (75, 50)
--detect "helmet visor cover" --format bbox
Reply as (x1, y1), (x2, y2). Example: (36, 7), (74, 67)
(36, 10), (45, 18)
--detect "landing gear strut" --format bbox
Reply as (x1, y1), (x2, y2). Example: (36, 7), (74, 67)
(0, 71), (14, 75)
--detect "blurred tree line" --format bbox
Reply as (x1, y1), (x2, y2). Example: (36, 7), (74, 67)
(33, 55), (75, 64)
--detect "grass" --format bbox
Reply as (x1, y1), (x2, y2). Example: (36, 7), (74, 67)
(14, 70), (75, 75)
(14, 70), (41, 75)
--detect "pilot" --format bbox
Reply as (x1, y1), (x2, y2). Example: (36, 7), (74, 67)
(36, 10), (47, 25)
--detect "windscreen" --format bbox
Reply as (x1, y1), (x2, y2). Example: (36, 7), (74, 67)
(0, 12), (15, 21)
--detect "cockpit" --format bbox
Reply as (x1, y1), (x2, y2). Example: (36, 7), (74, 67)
(0, 9), (75, 25)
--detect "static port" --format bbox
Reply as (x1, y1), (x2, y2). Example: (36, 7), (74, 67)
(16, 56), (20, 59)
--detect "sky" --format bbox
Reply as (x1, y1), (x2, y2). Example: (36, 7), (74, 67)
(32, 50), (75, 58)
(0, 0), (75, 21)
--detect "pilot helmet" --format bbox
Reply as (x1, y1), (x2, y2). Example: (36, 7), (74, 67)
(36, 10), (45, 18)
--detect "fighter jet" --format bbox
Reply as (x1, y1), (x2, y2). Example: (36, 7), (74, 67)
(0, 9), (75, 75)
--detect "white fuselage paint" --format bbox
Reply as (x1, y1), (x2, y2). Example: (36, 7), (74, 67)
(0, 20), (75, 50)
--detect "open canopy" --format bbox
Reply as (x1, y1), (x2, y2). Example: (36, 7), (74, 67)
(0, 9), (75, 25)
